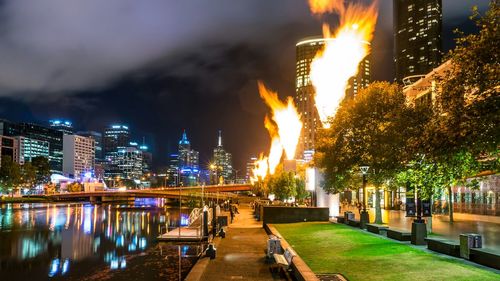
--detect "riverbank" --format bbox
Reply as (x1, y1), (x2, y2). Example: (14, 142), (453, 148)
(0, 196), (50, 204)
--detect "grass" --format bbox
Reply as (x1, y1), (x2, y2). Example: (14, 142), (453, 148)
(274, 222), (499, 281)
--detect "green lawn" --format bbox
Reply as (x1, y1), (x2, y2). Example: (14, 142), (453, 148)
(274, 222), (499, 281)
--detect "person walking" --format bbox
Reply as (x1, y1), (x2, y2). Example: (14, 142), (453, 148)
(230, 206), (234, 223)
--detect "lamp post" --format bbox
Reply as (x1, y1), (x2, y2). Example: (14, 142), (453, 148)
(359, 165), (370, 229)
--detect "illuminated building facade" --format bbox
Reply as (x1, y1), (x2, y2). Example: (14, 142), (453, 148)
(114, 146), (143, 180)
(63, 135), (95, 179)
(76, 131), (103, 160)
(0, 120), (63, 173)
(0, 135), (19, 167)
(176, 130), (199, 186)
(166, 153), (179, 186)
(245, 156), (257, 183)
(211, 131), (232, 184)
(394, 0), (442, 85)
(15, 136), (50, 165)
(295, 37), (370, 158)
(103, 125), (130, 157)
(49, 119), (74, 135)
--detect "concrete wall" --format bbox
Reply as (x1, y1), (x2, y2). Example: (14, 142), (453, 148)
(262, 206), (329, 224)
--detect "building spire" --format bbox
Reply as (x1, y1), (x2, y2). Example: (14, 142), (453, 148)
(179, 129), (190, 145)
(218, 130), (222, 147)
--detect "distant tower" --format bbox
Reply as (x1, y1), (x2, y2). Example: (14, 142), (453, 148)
(295, 37), (370, 159)
(212, 130), (233, 184)
(394, 0), (442, 85)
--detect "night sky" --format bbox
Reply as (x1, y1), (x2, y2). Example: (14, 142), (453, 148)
(0, 0), (490, 171)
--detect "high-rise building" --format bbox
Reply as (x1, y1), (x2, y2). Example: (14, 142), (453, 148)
(15, 136), (49, 165)
(0, 136), (19, 167)
(166, 153), (179, 186)
(76, 131), (103, 160)
(63, 135), (95, 179)
(103, 125), (130, 157)
(114, 146), (143, 180)
(212, 131), (232, 184)
(394, 0), (442, 85)
(0, 120), (63, 173)
(176, 130), (199, 186)
(49, 119), (74, 135)
(295, 37), (371, 158)
(245, 156), (257, 183)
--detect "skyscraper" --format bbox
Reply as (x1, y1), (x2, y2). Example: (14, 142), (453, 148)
(103, 125), (130, 157)
(15, 136), (50, 165)
(0, 120), (63, 173)
(76, 131), (103, 160)
(394, 0), (442, 85)
(212, 131), (233, 184)
(177, 130), (199, 186)
(295, 37), (371, 158)
(49, 119), (74, 135)
(63, 135), (95, 178)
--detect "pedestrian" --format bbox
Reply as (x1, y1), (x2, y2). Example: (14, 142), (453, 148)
(230, 206), (234, 223)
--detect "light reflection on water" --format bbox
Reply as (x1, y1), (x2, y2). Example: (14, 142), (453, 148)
(0, 198), (202, 281)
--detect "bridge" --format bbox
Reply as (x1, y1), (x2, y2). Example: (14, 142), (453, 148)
(45, 184), (252, 202)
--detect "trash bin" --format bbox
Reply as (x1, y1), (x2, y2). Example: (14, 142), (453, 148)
(344, 211), (354, 224)
(460, 233), (483, 259)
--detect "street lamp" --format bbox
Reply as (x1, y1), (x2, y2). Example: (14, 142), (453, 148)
(359, 164), (370, 228)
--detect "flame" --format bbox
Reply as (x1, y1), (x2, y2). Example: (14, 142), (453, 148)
(309, 0), (378, 128)
(258, 82), (302, 160)
(250, 154), (269, 184)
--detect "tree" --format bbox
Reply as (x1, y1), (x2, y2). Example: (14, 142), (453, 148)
(268, 171), (298, 202)
(21, 162), (37, 189)
(0, 156), (22, 194)
(435, 1), (499, 157)
(414, 2), (499, 222)
(31, 156), (51, 186)
(317, 82), (425, 223)
(294, 176), (308, 204)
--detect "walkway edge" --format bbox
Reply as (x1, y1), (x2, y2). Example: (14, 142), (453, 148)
(265, 223), (324, 281)
(184, 237), (222, 281)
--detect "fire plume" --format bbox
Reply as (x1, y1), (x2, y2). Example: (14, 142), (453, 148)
(250, 154), (269, 184)
(258, 82), (302, 160)
(309, 0), (378, 128)
(250, 82), (302, 181)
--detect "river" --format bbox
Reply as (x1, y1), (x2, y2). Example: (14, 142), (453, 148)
(0, 199), (203, 281)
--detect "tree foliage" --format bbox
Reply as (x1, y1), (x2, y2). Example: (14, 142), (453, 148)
(0, 156), (22, 193)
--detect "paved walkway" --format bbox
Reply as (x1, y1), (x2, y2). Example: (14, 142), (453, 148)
(342, 206), (500, 250)
(199, 205), (279, 281)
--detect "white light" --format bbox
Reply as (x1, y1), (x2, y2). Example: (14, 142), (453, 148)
(306, 168), (316, 191)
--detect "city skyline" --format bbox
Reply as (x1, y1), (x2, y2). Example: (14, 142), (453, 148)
(0, 0), (490, 172)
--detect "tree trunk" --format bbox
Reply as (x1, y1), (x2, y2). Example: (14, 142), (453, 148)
(427, 194), (433, 234)
(375, 186), (382, 224)
(447, 185), (454, 223)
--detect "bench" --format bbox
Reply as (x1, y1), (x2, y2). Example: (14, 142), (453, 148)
(271, 248), (295, 279)
(386, 229), (411, 241)
(424, 237), (460, 257)
(470, 248), (500, 270)
(335, 216), (345, 224)
(366, 223), (389, 235)
(347, 219), (360, 227)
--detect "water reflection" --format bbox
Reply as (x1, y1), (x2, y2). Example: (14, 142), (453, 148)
(0, 199), (202, 281)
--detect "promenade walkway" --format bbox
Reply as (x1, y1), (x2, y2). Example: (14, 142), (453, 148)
(198, 204), (280, 281)
(342, 206), (500, 250)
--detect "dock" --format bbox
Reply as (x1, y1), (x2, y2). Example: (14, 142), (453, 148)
(158, 226), (207, 242)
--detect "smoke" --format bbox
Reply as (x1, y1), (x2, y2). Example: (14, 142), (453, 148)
(0, 0), (310, 97)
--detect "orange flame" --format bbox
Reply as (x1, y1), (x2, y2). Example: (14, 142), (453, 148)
(258, 82), (302, 161)
(250, 154), (269, 184)
(309, 0), (378, 128)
